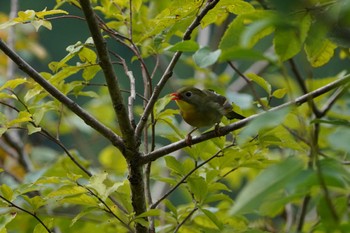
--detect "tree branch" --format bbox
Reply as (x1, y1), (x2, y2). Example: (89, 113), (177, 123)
(79, 0), (137, 153)
(0, 39), (125, 151)
(134, 0), (221, 139)
(141, 75), (350, 164)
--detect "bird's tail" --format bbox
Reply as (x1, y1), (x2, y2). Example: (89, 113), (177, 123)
(226, 111), (245, 120)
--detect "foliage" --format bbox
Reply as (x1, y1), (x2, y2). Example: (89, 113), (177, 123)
(0, 0), (350, 232)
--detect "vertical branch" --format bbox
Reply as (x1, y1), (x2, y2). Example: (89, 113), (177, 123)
(79, 0), (136, 151)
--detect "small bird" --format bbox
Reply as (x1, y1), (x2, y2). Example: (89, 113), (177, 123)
(171, 86), (245, 129)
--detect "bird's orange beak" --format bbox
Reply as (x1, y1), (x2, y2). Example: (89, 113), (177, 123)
(170, 92), (180, 101)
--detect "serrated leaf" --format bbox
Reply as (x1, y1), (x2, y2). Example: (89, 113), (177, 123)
(193, 47), (221, 68)
(86, 172), (108, 197)
(230, 157), (304, 215)
(305, 39), (336, 67)
(246, 73), (271, 95)
(167, 40), (199, 52)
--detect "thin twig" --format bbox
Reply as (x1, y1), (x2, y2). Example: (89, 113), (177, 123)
(173, 207), (198, 233)
(79, 184), (134, 232)
(227, 61), (266, 109)
(150, 145), (233, 209)
(0, 195), (52, 233)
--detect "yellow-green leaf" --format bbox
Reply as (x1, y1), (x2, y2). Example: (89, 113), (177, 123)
(7, 111), (32, 126)
(1, 184), (14, 201)
(305, 39), (337, 67)
(272, 88), (288, 99)
(36, 9), (68, 18)
(0, 78), (27, 91)
(246, 73), (271, 95)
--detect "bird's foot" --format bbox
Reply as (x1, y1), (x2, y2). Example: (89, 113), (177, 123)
(214, 124), (222, 137)
(185, 133), (193, 147)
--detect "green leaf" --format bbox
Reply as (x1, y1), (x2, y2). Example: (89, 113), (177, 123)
(200, 207), (224, 230)
(35, 9), (68, 18)
(167, 40), (199, 52)
(16, 10), (36, 21)
(312, 119), (350, 127)
(0, 184), (14, 201)
(238, 107), (290, 144)
(70, 207), (96, 227)
(220, 10), (274, 51)
(86, 171), (108, 197)
(193, 47), (221, 68)
(7, 111), (32, 127)
(135, 209), (161, 218)
(22, 196), (46, 211)
(230, 156), (305, 215)
(27, 124), (41, 135)
(82, 65), (100, 81)
(272, 88), (288, 99)
(33, 218), (53, 233)
(47, 185), (86, 198)
(220, 47), (268, 62)
(0, 78), (27, 91)
(187, 177), (208, 204)
(274, 13), (311, 61)
(246, 73), (271, 95)
(79, 47), (97, 64)
(305, 39), (337, 67)
(0, 212), (16, 230)
(164, 156), (183, 176)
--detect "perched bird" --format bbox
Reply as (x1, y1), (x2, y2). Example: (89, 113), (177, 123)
(171, 86), (244, 129)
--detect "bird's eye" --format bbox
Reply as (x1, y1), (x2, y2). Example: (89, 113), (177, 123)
(185, 91), (192, 97)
